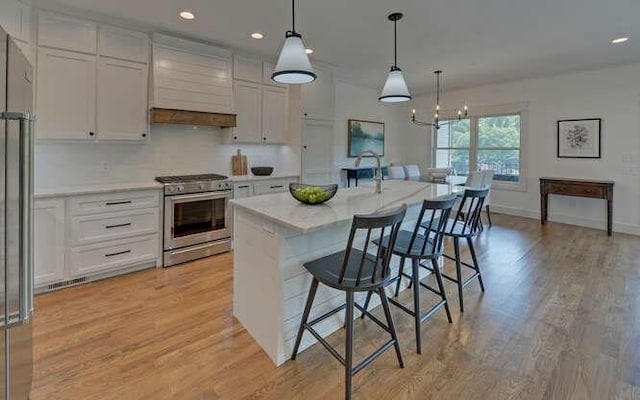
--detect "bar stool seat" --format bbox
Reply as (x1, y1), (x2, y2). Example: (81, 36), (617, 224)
(304, 250), (386, 291)
(290, 205), (408, 400)
(376, 230), (435, 257)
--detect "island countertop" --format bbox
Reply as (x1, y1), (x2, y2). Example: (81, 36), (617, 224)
(230, 180), (461, 234)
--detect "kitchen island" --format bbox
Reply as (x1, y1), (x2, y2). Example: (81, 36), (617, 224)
(231, 180), (461, 365)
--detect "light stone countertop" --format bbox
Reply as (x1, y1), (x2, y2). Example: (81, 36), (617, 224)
(231, 180), (462, 234)
(229, 173), (299, 183)
(35, 181), (164, 199)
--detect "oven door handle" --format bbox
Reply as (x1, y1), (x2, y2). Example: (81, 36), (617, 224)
(168, 191), (231, 202)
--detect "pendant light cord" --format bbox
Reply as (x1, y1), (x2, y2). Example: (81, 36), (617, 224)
(292, 0), (296, 33)
(436, 71), (440, 107)
(394, 19), (398, 67)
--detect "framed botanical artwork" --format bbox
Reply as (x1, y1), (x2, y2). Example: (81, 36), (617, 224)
(557, 118), (601, 158)
(348, 119), (385, 157)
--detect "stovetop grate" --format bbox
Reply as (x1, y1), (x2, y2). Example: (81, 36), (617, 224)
(155, 174), (229, 183)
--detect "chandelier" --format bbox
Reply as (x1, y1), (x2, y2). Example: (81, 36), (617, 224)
(411, 70), (467, 129)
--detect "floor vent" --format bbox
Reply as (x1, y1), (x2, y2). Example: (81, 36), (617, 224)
(46, 277), (87, 291)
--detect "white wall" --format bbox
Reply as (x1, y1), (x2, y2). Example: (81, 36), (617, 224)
(333, 81), (404, 173)
(396, 63), (640, 234)
(34, 125), (300, 189)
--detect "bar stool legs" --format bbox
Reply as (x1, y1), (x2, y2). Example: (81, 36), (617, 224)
(291, 278), (319, 360)
(440, 236), (485, 313)
(292, 283), (405, 400)
(345, 291), (354, 400)
(411, 259), (422, 354)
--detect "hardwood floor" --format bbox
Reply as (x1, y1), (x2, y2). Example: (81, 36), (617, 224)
(30, 215), (640, 399)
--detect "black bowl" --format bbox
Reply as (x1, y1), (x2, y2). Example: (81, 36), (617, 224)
(251, 166), (274, 176)
(289, 183), (338, 205)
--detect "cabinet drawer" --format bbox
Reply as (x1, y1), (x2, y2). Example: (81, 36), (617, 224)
(69, 234), (158, 277)
(70, 190), (160, 215)
(71, 208), (159, 245)
(233, 183), (254, 199)
(253, 179), (292, 195)
(547, 183), (604, 198)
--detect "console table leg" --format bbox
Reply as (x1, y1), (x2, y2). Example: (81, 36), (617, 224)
(607, 197), (613, 236)
(541, 193), (548, 225)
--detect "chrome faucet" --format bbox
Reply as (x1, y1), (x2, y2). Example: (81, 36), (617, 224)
(355, 150), (383, 194)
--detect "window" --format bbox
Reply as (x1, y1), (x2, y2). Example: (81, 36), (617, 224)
(434, 109), (524, 187)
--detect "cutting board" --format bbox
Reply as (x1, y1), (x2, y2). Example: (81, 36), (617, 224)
(232, 149), (248, 176)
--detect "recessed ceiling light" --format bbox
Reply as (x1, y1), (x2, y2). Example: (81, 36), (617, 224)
(179, 10), (195, 20)
(251, 32), (264, 39)
(305, 48), (313, 54)
(612, 36), (629, 44)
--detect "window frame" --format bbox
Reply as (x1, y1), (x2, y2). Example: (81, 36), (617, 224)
(432, 103), (528, 192)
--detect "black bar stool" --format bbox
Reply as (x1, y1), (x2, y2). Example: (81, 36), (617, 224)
(290, 204), (407, 400)
(362, 197), (457, 354)
(424, 188), (489, 312)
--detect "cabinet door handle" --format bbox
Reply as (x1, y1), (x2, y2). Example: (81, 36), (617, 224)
(105, 222), (132, 229)
(270, 185), (284, 189)
(105, 250), (131, 258)
(237, 185), (250, 189)
(105, 200), (132, 206)
(142, 133), (147, 138)
(89, 132), (95, 136)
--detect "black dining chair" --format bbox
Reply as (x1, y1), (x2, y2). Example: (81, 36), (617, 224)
(290, 204), (407, 400)
(362, 197), (457, 354)
(424, 188), (489, 312)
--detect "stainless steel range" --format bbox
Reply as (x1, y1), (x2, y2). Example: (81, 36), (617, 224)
(156, 174), (233, 266)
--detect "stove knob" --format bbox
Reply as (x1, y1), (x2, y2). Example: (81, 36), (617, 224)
(167, 186), (175, 193)
(177, 185), (184, 192)
(199, 184), (205, 190)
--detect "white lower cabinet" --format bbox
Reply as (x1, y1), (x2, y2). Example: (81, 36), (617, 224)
(233, 183), (254, 199)
(34, 189), (162, 291)
(233, 177), (298, 199)
(34, 199), (66, 286)
(253, 179), (291, 195)
(69, 234), (158, 277)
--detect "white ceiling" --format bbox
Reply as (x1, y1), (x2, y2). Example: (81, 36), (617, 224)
(35, 0), (640, 94)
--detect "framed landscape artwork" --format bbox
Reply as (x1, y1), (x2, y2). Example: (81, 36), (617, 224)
(557, 118), (601, 158)
(348, 119), (385, 157)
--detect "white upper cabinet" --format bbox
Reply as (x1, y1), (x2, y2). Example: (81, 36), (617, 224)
(37, 11), (97, 54)
(302, 63), (334, 120)
(97, 58), (148, 141)
(152, 34), (233, 114)
(228, 57), (290, 144)
(261, 85), (288, 143)
(232, 81), (261, 143)
(35, 12), (150, 141)
(99, 25), (149, 63)
(36, 47), (96, 140)
(0, 0), (31, 44)
(233, 56), (262, 83)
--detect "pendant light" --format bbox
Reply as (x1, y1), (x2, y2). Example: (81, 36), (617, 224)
(379, 12), (411, 103)
(411, 70), (468, 129)
(272, 0), (316, 84)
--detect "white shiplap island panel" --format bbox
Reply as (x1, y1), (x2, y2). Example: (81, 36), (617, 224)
(231, 180), (461, 366)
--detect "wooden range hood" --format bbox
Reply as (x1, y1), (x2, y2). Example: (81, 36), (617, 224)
(150, 108), (237, 128)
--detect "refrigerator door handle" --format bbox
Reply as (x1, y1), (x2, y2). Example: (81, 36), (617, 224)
(3, 111), (35, 326)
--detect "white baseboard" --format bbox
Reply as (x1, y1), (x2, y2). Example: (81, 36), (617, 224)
(489, 204), (640, 236)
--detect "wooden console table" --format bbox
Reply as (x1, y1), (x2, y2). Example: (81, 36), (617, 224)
(539, 177), (614, 236)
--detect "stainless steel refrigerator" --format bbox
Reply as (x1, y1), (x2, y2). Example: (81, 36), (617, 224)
(0, 25), (35, 400)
